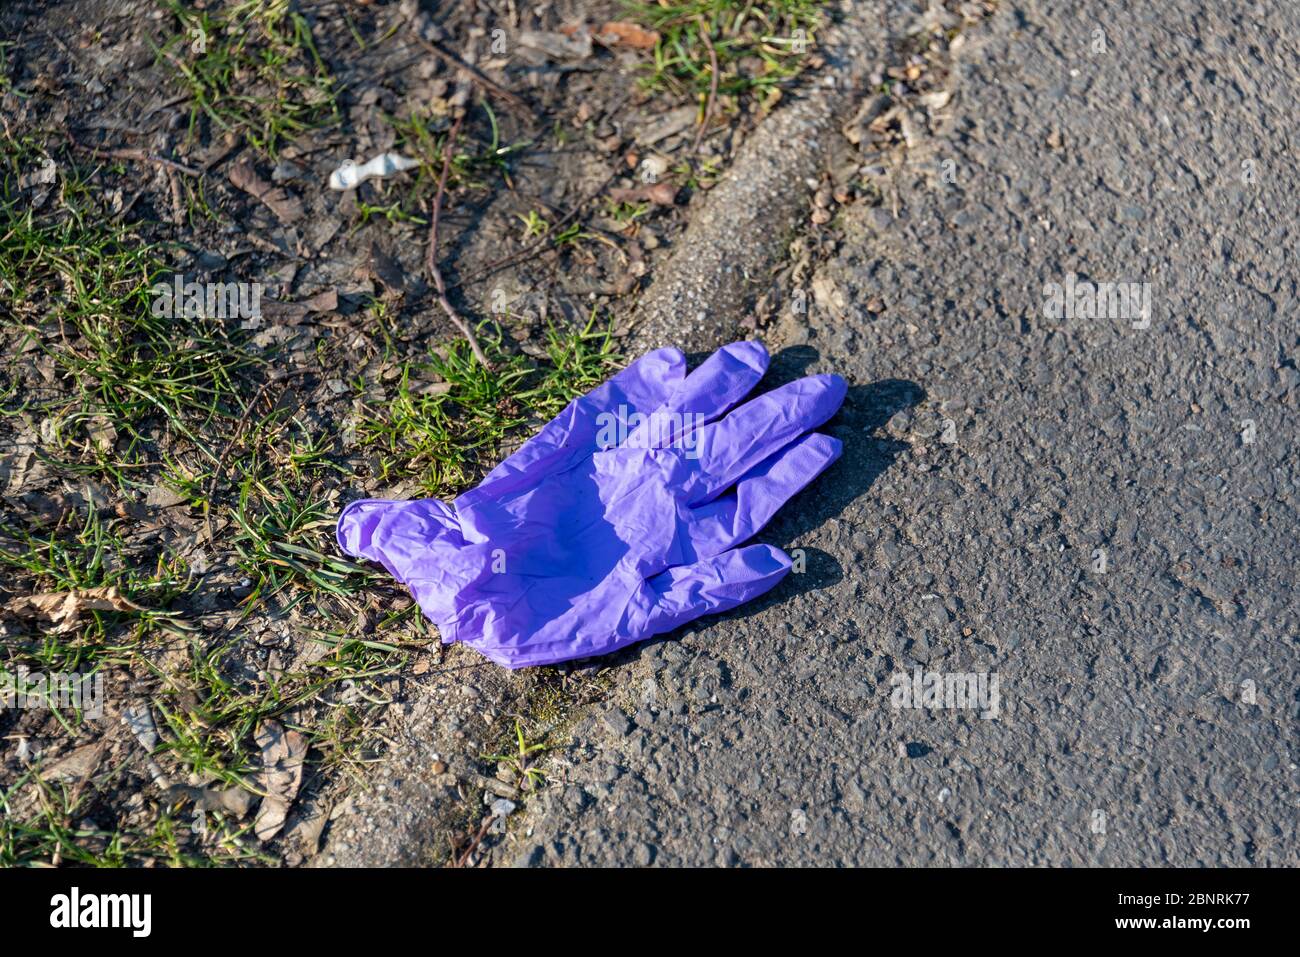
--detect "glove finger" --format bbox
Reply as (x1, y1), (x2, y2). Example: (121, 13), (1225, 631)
(642, 543), (791, 636)
(337, 499), (406, 560)
(336, 497), (460, 577)
(683, 373), (847, 505)
(458, 346), (685, 510)
(682, 433), (842, 560)
(626, 340), (768, 449)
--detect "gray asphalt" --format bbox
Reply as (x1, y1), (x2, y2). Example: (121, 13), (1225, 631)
(500, 0), (1299, 866)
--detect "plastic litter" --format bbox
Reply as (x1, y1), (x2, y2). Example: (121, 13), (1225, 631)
(336, 341), (846, 668)
(328, 152), (421, 190)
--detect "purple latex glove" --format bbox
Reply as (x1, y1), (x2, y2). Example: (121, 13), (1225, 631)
(337, 341), (845, 668)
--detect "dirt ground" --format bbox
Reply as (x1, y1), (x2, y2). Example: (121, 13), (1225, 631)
(7, 0), (1286, 875)
(0, 0), (847, 865)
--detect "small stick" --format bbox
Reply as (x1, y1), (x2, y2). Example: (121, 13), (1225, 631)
(451, 815), (494, 868)
(168, 168), (184, 226)
(693, 15), (721, 156)
(425, 114), (491, 367)
(140, 93), (192, 124)
(68, 137), (201, 177)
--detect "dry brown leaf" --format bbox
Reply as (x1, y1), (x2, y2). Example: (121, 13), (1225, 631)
(608, 182), (679, 206)
(635, 106), (697, 146)
(842, 94), (890, 145)
(86, 415), (117, 453)
(0, 447), (47, 494)
(282, 802), (331, 856)
(168, 783), (258, 817)
(597, 21), (661, 50)
(229, 161), (304, 223)
(518, 29), (592, 61)
(368, 242), (407, 296)
(5, 586), (146, 634)
(260, 288), (339, 321)
(253, 720), (308, 842)
(39, 743), (105, 783)
(145, 485), (188, 508)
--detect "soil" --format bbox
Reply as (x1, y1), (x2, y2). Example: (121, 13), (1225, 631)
(0, 0), (836, 866)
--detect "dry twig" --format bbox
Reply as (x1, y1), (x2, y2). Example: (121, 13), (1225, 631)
(425, 114), (491, 367)
(450, 815), (494, 868)
(692, 16), (721, 156)
(67, 135), (201, 177)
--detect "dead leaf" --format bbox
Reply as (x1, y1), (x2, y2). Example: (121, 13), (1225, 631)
(19, 156), (58, 189)
(282, 802), (331, 856)
(113, 500), (151, 521)
(5, 586), (147, 634)
(596, 21), (661, 50)
(260, 288), (339, 321)
(229, 161), (304, 223)
(39, 743), (104, 783)
(518, 29), (592, 61)
(1, 446), (48, 494)
(635, 106), (698, 147)
(86, 415), (117, 453)
(253, 720), (308, 842)
(608, 182), (678, 206)
(868, 104), (902, 136)
(368, 242), (407, 296)
(843, 94), (890, 145)
(145, 485), (189, 508)
(169, 783), (258, 817)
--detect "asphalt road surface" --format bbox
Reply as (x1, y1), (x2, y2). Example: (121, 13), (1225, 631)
(500, 0), (1299, 866)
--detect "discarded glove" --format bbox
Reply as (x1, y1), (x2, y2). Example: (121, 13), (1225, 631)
(337, 341), (846, 668)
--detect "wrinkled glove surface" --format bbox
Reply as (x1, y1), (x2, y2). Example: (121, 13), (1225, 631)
(337, 341), (846, 668)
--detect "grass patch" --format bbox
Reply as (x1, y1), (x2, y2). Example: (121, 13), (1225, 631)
(624, 0), (825, 103)
(482, 718), (549, 792)
(474, 668), (614, 832)
(0, 136), (251, 485)
(0, 509), (192, 674)
(357, 315), (619, 495)
(0, 767), (251, 867)
(152, 628), (407, 788)
(229, 479), (377, 605)
(157, 0), (338, 157)
(358, 103), (532, 231)
(0, 119), (407, 866)
(0, 41), (630, 864)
